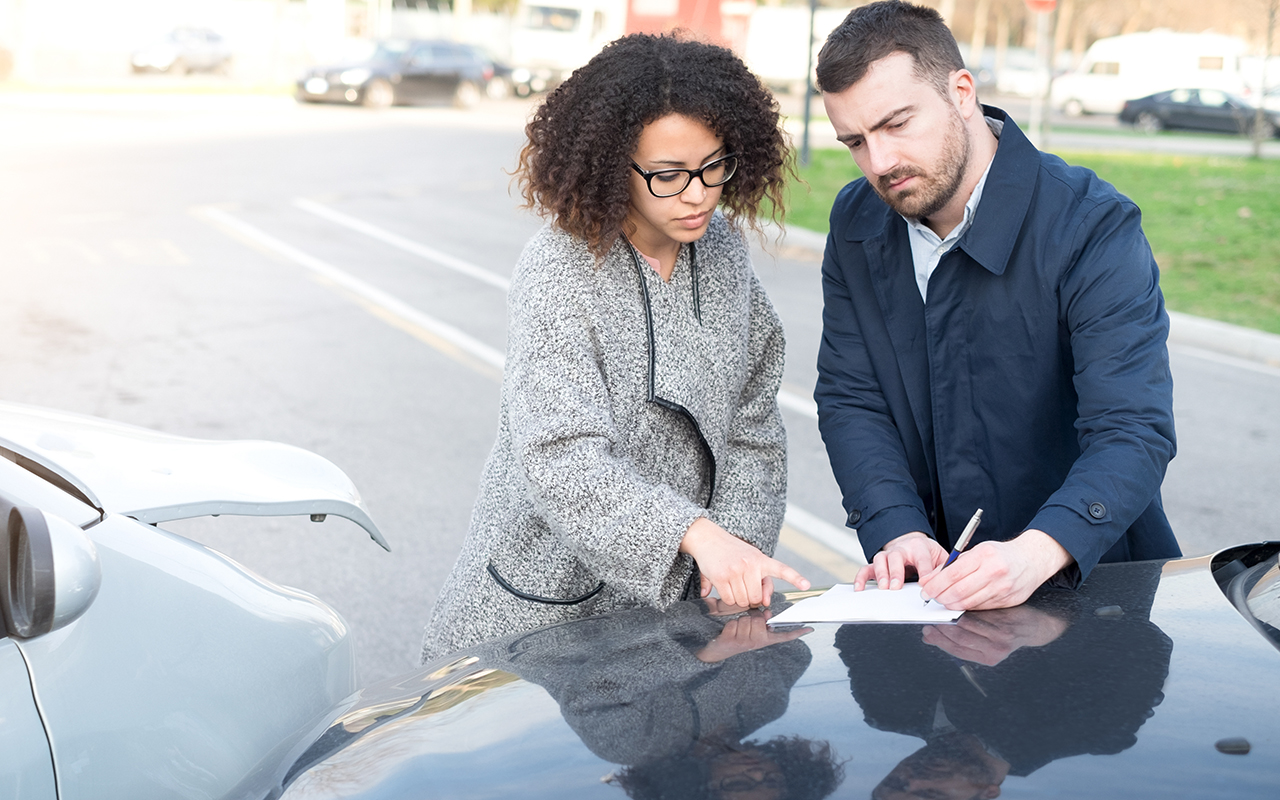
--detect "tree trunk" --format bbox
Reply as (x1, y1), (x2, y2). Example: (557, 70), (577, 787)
(970, 0), (992, 69)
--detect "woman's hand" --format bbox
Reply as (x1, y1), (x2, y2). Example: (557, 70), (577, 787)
(679, 517), (811, 607)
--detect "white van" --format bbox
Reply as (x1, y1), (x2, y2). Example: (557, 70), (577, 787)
(507, 0), (626, 95)
(1051, 30), (1248, 116)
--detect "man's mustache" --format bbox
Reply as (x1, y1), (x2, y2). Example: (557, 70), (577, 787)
(877, 168), (924, 193)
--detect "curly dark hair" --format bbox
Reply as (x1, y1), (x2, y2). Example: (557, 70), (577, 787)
(614, 735), (844, 800)
(515, 32), (793, 257)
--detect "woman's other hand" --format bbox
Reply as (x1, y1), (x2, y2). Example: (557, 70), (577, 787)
(679, 517), (811, 607)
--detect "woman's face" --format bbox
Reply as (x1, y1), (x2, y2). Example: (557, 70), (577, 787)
(624, 113), (727, 258)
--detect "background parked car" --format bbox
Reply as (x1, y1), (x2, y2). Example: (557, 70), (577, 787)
(296, 39), (499, 109)
(130, 27), (233, 75)
(1119, 88), (1280, 137)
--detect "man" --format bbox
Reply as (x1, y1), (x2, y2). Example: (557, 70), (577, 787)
(813, 0), (1180, 610)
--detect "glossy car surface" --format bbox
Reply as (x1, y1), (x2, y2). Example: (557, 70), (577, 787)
(273, 545), (1280, 799)
(130, 27), (233, 75)
(295, 39), (497, 109)
(0, 401), (386, 800)
(1119, 88), (1280, 137)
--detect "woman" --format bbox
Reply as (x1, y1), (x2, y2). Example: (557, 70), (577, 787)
(421, 32), (808, 662)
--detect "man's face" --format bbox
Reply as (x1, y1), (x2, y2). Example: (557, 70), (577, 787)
(823, 52), (973, 222)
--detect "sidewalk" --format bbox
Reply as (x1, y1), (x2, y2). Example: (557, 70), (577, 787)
(778, 224), (1280, 370)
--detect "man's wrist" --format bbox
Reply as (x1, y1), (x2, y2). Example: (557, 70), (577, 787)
(1016, 529), (1074, 580)
(885, 530), (930, 549)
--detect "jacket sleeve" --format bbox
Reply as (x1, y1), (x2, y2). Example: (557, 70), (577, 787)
(1027, 195), (1176, 579)
(705, 273), (788, 555)
(815, 205), (933, 559)
(504, 245), (704, 605)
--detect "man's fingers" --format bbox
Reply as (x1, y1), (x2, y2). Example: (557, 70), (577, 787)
(885, 550), (908, 590)
(854, 564), (875, 590)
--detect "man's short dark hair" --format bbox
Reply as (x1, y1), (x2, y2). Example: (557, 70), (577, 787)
(815, 0), (965, 97)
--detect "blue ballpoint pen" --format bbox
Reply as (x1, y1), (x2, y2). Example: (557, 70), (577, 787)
(924, 508), (983, 607)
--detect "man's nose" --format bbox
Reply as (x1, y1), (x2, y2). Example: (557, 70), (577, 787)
(864, 137), (900, 178)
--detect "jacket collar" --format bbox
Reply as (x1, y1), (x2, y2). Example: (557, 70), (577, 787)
(843, 106), (1039, 279)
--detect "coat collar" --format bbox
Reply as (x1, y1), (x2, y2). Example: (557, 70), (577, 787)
(843, 106), (1039, 280)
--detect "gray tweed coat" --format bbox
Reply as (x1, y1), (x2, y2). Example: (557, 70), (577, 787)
(421, 212), (787, 661)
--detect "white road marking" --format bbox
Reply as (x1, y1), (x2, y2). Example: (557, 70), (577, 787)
(192, 205), (505, 370)
(293, 198), (512, 291)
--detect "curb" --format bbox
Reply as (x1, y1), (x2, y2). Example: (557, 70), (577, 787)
(776, 224), (1280, 370)
(1167, 311), (1280, 369)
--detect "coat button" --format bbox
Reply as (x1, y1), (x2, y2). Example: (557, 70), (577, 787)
(1088, 502), (1106, 519)
(847, 510), (861, 526)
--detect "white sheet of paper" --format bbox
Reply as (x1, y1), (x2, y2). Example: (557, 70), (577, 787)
(766, 583), (964, 625)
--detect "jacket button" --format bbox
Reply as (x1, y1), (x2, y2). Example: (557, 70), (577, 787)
(1088, 502), (1106, 520)
(847, 510), (861, 526)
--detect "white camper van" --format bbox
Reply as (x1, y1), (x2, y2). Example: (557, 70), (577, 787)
(1051, 31), (1248, 116)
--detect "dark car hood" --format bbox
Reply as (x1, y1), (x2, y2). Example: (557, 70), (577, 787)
(272, 549), (1280, 799)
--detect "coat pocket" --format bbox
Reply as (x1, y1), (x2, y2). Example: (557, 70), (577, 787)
(486, 561), (605, 605)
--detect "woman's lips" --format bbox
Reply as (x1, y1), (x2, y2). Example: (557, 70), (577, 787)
(677, 210), (711, 229)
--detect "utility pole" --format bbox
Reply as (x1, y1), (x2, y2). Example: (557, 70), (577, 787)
(1024, 0), (1057, 149)
(801, 0), (817, 167)
(1251, 0), (1277, 159)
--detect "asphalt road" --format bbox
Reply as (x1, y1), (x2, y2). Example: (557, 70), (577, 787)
(1, 92), (1277, 683)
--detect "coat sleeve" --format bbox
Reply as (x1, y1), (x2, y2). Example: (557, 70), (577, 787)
(1027, 195), (1176, 579)
(503, 243), (705, 605)
(705, 272), (788, 554)
(815, 201), (933, 559)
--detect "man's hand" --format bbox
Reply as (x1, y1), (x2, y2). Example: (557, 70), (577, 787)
(695, 611), (812, 663)
(921, 605), (1069, 666)
(853, 531), (948, 591)
(918, 529), (1073, 610)
(679, 517), (811, 608)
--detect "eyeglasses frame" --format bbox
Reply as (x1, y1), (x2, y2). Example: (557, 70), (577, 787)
(628, 153), (740, 198)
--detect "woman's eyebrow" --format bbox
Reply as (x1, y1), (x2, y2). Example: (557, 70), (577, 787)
(647, 146), (727, 168)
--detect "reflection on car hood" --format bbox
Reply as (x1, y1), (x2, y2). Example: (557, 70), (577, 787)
(0, 401), (387, 549)
(273, 552), (1280, 798)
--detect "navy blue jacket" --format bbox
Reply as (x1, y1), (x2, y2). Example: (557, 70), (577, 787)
(815, 107), (1180, 583)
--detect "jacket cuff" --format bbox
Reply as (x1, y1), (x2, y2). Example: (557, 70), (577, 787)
(853, 504), (933, 560)
(1027, 504), (1111, 584)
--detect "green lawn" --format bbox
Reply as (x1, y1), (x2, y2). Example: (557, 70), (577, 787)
(785, 149), (1280, 335)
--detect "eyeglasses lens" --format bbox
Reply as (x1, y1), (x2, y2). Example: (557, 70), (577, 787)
(649, 156), (737, 197)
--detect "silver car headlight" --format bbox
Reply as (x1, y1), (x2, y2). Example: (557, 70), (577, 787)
(2, 505), (101, 639)
(340, 68), (372, 86)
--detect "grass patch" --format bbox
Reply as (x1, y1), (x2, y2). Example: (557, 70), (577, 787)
(785, 148), (1280, 334)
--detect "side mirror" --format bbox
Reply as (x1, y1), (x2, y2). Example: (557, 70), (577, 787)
(1, 504), (101, 639)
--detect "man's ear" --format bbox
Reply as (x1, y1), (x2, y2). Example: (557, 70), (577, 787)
(950, 68), (979, 118)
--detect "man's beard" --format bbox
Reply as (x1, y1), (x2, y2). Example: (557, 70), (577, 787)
(873, 108), (972, 222)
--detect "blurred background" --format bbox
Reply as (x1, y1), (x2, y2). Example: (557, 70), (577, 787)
(0, 0), (1276, 102)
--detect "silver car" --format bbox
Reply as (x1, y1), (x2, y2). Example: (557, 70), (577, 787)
(0, 401), (386, 799)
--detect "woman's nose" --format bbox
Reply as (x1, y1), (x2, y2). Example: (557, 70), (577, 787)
(680, 175), (709, 202)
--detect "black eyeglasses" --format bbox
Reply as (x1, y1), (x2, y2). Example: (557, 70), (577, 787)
(629, 154), (739, 198)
